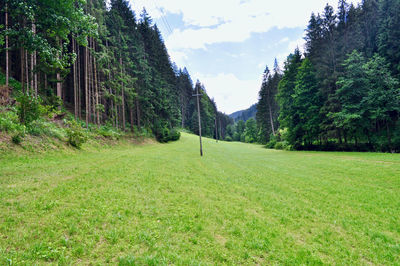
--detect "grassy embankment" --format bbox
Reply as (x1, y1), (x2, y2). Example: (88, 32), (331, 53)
(1, 132), (399, 264)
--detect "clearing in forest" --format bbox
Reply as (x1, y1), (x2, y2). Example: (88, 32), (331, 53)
(0, 133), (399, 264)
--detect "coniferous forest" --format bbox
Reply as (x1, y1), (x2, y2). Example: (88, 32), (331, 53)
(226, 0), (400, 152)
(0, 0), (232, 144)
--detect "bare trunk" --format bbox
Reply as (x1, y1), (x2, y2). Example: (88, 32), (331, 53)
(30, 52), (34, 93)
(93, 44), (99, 125)
(5, 4), (9, 87)
(73, 38), (78, 118)
(105, 39), (114, 125)
(215, 117), (218, 142)
(219, 118), (222, 140)
(181, 103), (185, 128)
(386, 121), (392, 151)
(136, 97), (141, 128)
(268, 103), (275, 136)
(44, 74), (47, 92)
(25, 49), (29, 94)
(120, 57), (125, 131)
(56, 39), (62, 99)
(88, 39), (93, 124)
(85, 45), (89, 127)
(130, 108), (134, 132)
(77, 43), (82, 118)
(21, 48), (25, 93)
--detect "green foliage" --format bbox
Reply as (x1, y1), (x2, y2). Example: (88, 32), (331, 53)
(16, 94), (42, 126)
(66, 120), (87, 149)
(224, 135), (233, 142)
(169, 128), (181, 141)
(11, 132), (25, 145)
(153, 120), (180, 143)
(96, 124), (122, 140)
(0, 107), (25, 133)
(28, 119), (66, 140)
(244, 118), (257, 143)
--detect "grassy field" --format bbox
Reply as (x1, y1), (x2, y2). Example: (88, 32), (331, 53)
(1, 133), (400, 265)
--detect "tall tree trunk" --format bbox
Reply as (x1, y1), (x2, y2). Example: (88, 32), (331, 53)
(72, 37), (77, 118)
(136, 97), (141, 128)
(105, 39), (114, 125)
(85, 45), (89, 128)
(120, 57), (125, 131)
(215, 116), (218, 142)
(30, 52), (34, 93)
(5, 3), (9, 87)
(181, 103), (185, 128)
(56, 39), (62, 99)
(21, 48), (25, 93)
(77, 43), (82, 119)
(386, 121), (392, 151)
(93, 43), (99, 125)
(268, 103), (276, 136)
(88, 41), (92, 123)
(219, 118), (222, 140)
(44, 74), (47, 92)
(25, 49), (29, 94)
(130, 108), (134, 132)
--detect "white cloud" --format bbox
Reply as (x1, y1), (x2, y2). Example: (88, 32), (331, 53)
(130, 0), (361, 50)
(194, 73), (261, 114)
(278, 37), (290, 44)
(128, 0), (362, 112)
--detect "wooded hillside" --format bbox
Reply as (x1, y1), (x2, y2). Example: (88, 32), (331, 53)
(0, 0), (232, 141)
(254, 0), (400, 152)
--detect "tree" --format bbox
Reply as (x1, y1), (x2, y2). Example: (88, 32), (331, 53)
(333, 50), (369, 144)
(291, 58), (321, 146)
(244, 118), (257, 143)
(362, 54), (400, 150)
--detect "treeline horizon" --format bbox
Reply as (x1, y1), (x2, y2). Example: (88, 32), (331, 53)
(0, 0), (232, 142)
(225, 0), (400, 152)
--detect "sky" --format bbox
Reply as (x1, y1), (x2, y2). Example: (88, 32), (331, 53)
(129, 0), (361, 114)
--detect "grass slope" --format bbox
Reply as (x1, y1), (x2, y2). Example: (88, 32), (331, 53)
(1, 133), (399, 264)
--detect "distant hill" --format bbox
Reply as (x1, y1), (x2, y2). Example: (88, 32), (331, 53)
(229, 104), (257, 122)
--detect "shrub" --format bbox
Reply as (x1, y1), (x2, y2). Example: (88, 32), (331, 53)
(0, 107), (25, 133)
(97, 125), (121, 140)
(169, 128), (181, 141)
(12, 132), (24, 144)
(27, 119), (65, 140)
(66, 120), (87, 148)
(225, 136), (233, 142)
(274, 141), (290, 150)
(153, 120), (170, 143)
(153, 120), (180, 143)
(16, 94), (42, 125)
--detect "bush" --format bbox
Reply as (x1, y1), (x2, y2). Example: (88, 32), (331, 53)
(225, 136), (233, 142)
(12, 132), (24, 144)
(274, 141), (290, 150)
(266, 139), (277, 149)
(153, 120), (180, 143)
(0, 107), (25, 133)
(233, 132), (240, 141)
(27, 119), (66, 140)
(66, 120), (87, 148)
(96, 124), (121, 140)
(16, 94), (42, 125)
(169, 128), (181, 141)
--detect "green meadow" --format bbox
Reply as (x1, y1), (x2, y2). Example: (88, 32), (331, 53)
(1, 133), (399, 264)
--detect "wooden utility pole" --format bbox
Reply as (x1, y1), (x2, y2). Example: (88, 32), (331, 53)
(193, 86), (203, 156)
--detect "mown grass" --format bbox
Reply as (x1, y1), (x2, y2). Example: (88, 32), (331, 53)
(1, 132), (399, 264)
